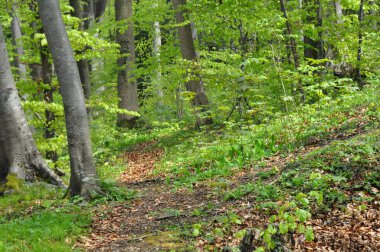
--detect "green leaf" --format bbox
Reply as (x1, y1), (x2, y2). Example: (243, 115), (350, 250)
(193, 228), (200, 237)
(279, 222), (289, 234)
(295, 208), (311, 222)
(305, 227), (315, 241)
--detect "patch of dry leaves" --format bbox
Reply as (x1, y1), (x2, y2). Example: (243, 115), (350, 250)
(118, 141), (164, 184)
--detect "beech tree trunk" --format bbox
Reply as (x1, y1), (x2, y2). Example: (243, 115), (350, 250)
(69, 0), (92, 105)
(115, 0), (139, 128)
(83, 0), (95, 29)
(153, 20), (164, 111)
(356, 0), (365, 88)
(334, 0), (343, 23)
(37, 0), (101, 199)
(0, 23), (64, 188)
(173, 0), (212, 127)
(10, 6), (27, 80)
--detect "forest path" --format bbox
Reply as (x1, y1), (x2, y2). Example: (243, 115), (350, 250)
(78, 112), (379, 251)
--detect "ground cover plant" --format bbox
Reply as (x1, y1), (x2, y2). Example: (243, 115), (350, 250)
(0, 0), (379, 251)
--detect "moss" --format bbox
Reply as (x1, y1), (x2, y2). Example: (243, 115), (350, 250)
(145, 231), (187, 250)
(0, 174), (23, 194)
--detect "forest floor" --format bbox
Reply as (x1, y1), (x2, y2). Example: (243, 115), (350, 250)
(1, 88), (378, 252)
(77, 106), (380, 252)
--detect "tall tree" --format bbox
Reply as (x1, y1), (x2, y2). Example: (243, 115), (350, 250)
(94, 0), (108, 21)
(69, 0), (92, 106)
(153, 20), (164, 111)
(37, 0), (101, 199)
(173, 0), (212, 127)
(10, 5), (27, 80)
(303, 0), (324, 60)
(115, 0), (139, 128)
(0, 23), (64, 188)
(280, 0), (305, 103)
(356, 0), (365, 88)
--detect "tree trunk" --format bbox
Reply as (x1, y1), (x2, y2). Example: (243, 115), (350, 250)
(173, 0), (212, 127)
(83, 0), (95, 29)
(10, 6), (27, 80)
(37, 0), (101, 199)
(153, 20), (164, 113)
(303, 0), (324, 60)
(115, 0), (139, 128)
(334, 0), (343, 23)
(0, 23), (64, 188)
(280, 0), (305, 103)
(94, 0), (108, 21)
(69, 0), (92, 113)
(40, 51), (58, 163)
(356, 0), (365, 88)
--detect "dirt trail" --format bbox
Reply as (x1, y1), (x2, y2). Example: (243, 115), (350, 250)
(77, 116), (379, 251)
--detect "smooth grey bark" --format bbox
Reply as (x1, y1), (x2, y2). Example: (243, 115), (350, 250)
(10, 7), (27, 80)
(115, 0), (139, 128)
(153, 20), (164, 110)
(356, 0), (365, 88)
(37, 0), (101, 199)
(173, 0), (212, 127)
(334, 0), (343, 23)
(0, 24), (64, 188)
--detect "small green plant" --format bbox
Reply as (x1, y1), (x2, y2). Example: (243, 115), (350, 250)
(97, 179), (137, 202)
(258, 201), (315, 250)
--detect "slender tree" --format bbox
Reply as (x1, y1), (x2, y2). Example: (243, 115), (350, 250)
(0, 23), (64, 188)
(303, 0), (324, 60)
(69, 0), (92, 105)
(356, 0), (365, 88)
(115, 0), (139, 128)
(10, 5), (27, 80)
(173, 0), (212, 127)
(280, 0), (305, 103)
(37, 0), (101, 199)
(153, 20), (164, 111)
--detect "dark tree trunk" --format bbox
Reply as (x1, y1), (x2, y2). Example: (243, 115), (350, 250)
(316, 0), (324, 59)
(94, 0), (108, 21)
(280, 0), (305, 103)
(83, 0), (95, 29)
(69, 0), (92, 112)
(303, 0), (324, 60)
(10, 6), (27, 80)
(173, 0), (212, 127)
(37, 0), (101, 199)
(115, 0), (139, 128)
(0, 23), (64, 188)
(40, 51), (58, 163)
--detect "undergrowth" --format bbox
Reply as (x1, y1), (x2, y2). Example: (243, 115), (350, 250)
(156, 85), (379, 187)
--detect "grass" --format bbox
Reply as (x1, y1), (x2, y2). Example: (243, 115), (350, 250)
(0, 211), (90, 252)
(0, 184), (91, 252)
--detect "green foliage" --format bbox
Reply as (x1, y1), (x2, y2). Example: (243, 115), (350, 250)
(97, 179), (137, 202)
(0, 184), (91, 251)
